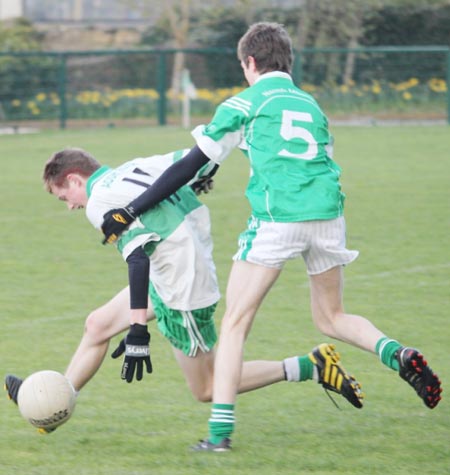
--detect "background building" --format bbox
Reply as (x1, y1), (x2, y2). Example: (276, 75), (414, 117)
(0, 0), (24, 20)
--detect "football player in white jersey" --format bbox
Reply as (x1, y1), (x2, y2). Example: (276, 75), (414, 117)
(5, 147), (363, 437)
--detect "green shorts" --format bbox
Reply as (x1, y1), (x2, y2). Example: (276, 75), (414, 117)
(149, 283), (218, 357)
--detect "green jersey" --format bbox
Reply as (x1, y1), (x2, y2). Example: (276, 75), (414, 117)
(192, 71), (344, 222)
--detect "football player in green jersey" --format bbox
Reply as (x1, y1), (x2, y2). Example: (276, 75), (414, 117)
(99, 23), (442, 450)
(5, 147), (363, 438)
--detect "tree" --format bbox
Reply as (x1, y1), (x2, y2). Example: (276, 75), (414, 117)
(0, 16), (43, 51)
(123, 0), (291, 91)
(164, 0), (191, 94)
(0, 18), (59, 103)
(120, 0), (197, 93)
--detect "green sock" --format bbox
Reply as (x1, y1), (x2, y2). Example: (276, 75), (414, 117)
(298, 355), (314, 381)
(376, 337), (402, 371)
(208, 403), (235, 444)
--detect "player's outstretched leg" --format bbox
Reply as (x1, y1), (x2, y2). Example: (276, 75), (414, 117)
(4, 374), (23, 405)
(308, 343), (364, 409)
(192, 437), (232, 453)
(396, 347), (442, 409)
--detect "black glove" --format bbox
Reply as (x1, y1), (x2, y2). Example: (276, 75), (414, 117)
(101, 206), (137, 245)
(111, 323), (152, 382)
(190, 177), (214, 196)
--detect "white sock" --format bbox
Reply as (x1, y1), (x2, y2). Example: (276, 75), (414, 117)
(283, 357), (300, 381)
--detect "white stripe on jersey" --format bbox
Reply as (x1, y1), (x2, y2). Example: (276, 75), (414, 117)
(222, 97), (251, 116)
(226, 96), (251, 108)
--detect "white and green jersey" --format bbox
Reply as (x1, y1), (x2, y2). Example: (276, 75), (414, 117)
(192, 71), (344, 222)
(85, 150), (220, 311)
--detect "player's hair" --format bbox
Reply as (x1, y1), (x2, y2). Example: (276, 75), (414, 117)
(237, 22), (293, 74)
(43, 147), (101, 192)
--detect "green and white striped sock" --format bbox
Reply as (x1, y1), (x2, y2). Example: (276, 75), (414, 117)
(208, 403), (235, 444)
(376, 337), (402, 371)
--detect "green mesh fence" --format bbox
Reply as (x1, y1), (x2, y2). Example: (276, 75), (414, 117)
(0, 46), (448, 128)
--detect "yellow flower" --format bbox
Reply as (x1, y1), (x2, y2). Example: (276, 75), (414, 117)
(371, 82), (381, 94)
(120, 89), (136, 98)
(196, 89), (215, 102)
(79, 91), (102, 104)
(145, 89), (159, 99)
(428, 78), (447, 93)
(36, 93), (46, 102)
(216, 88), (234, 101)
(27, 101), (40, 114)
(107, 92), (119, 103)
(167, 89), (183, 100)
(402, 91), (412, 100)
(302, 83), (316, 93)
(393, 78), (420, 92)
(231, 86), (245, 96)
(11, 99), (21, 107)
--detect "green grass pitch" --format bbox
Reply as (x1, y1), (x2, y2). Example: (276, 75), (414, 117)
(0, 125), (449, 474)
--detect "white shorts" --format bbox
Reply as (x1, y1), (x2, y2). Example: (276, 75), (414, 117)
(233, 216), (359, 275)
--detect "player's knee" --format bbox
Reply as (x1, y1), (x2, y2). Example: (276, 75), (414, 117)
(84, 309), (107, 343)
(191, 385), (212, 403)
(312, 310), (341, 337)
(315, 322), (335, 338)
(221, 311), (252, 340)
(187, 376), (213, 402)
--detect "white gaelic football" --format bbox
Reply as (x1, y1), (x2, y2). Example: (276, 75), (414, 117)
(17, 370), (76, 432)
